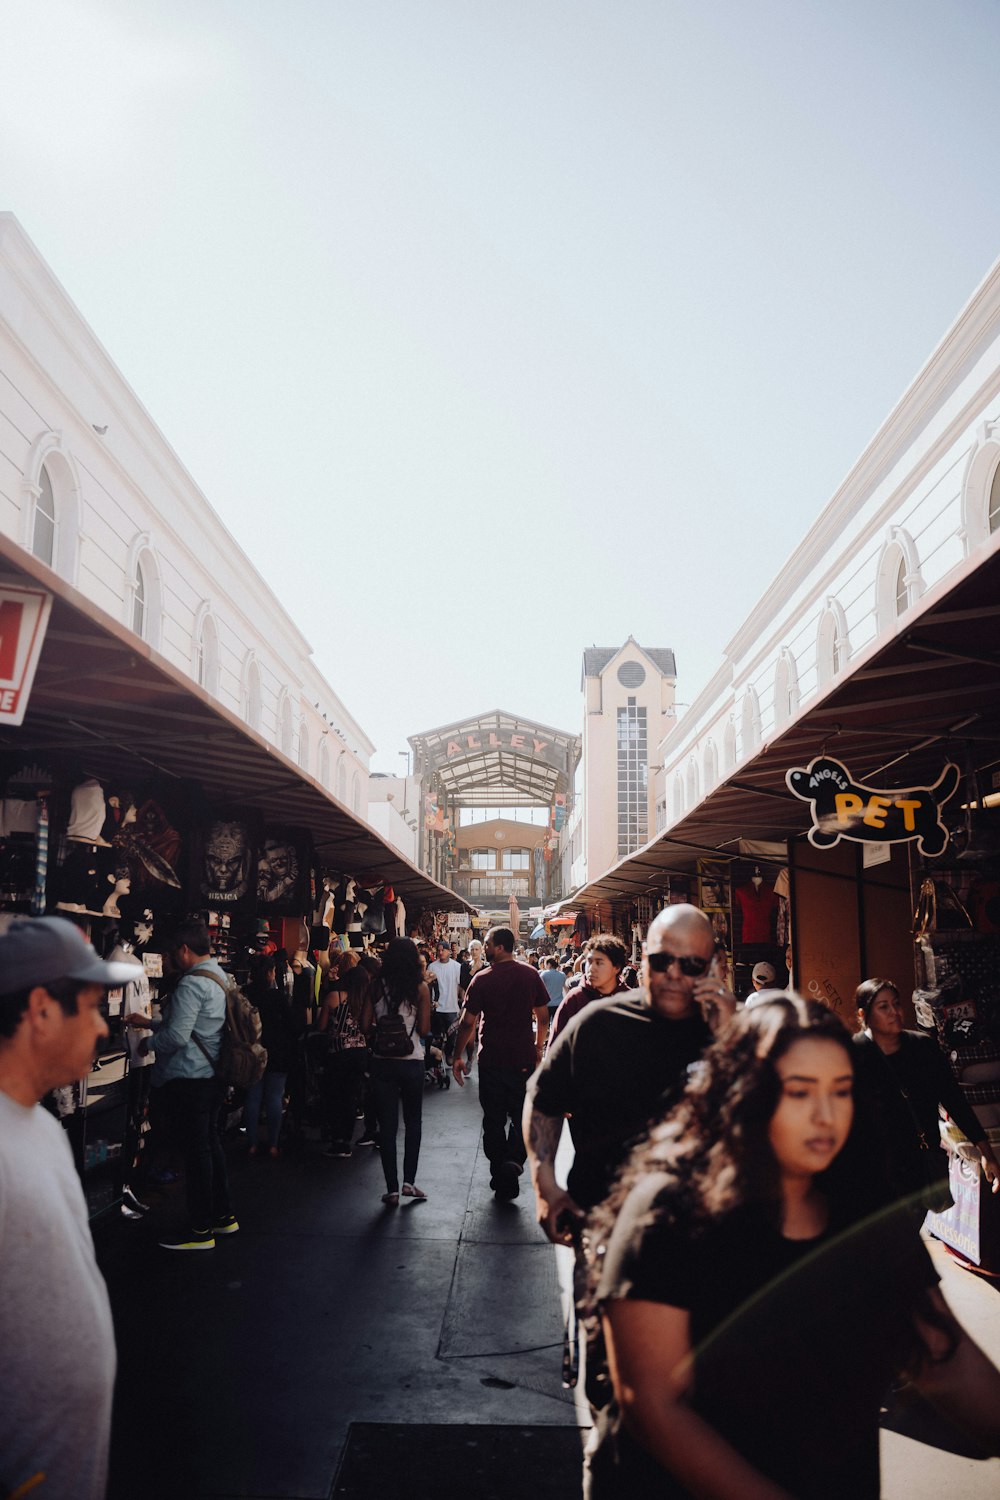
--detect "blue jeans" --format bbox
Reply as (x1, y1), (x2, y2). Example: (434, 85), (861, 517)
(243, 1069), (287, 1149)
(371, 1058), (424, 1192)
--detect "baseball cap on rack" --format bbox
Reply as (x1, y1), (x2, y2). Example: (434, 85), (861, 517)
(0, 916), (140, 996)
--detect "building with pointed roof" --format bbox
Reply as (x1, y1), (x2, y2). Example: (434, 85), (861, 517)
(559, 638), (677, 894)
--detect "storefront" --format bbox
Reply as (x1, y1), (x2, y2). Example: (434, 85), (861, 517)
(0, 537), (470, 1214)
(563, 540), (1000, 1267)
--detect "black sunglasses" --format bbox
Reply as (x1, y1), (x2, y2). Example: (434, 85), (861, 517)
(646, 950), (712, 978)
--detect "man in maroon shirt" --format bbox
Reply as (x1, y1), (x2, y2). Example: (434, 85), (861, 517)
(452, 925), (550, 1199)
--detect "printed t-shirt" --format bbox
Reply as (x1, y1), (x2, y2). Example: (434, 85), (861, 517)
(528, 992), (710, 1209)
(428, 958), (462, 1014)
(465, 960), (549, 1071)
(588, 1172), (938, 1500)
(0, 1091), (116, 1500)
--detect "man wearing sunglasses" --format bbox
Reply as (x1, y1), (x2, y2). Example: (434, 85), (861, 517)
(524, 904), (736, 1246)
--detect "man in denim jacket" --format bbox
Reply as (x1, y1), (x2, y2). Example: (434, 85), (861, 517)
(126, 919), (238, 1250)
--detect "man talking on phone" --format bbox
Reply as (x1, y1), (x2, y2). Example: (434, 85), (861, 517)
(524, 904), (736, 1245)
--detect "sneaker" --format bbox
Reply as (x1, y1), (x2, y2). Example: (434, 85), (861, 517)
(159, 1229), (215, 1251)
(323, 1144), (353, 1159)
(213, 1214), (240, 1236)
(355, 1136), (379, 1148)
(122, 1186), (150, 1215)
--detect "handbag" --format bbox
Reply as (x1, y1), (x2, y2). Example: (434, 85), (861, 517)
(327, 998), (366, 1054)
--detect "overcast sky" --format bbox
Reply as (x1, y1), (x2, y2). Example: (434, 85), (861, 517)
(3, 0), (1000, 774)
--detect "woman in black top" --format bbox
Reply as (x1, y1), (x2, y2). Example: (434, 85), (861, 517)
(583, 997), (1000, 1500)
(852, 978), (999, 1216)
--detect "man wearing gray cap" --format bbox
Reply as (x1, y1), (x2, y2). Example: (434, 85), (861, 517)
(0, 915), (138, 1500)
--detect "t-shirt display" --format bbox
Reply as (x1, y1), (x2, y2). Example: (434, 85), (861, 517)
(464, 960), (550, 1071)
(589, 1172), (938, 1500)
(530, 994), (710, 1209)
(0, 1091), (116, 1500)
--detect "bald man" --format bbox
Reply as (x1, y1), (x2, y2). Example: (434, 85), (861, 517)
(524, 905), (736, 1245)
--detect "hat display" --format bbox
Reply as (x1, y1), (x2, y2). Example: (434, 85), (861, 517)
(0, 915), (140, 996)
(751, 960), (776, 986)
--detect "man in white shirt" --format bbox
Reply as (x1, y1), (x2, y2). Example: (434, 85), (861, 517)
(428, 939), (465, 1060)
(0, 916), (137, 1500)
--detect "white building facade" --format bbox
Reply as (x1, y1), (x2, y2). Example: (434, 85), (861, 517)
(0, 214), (373, 802)
(657, 257), (1000, 826)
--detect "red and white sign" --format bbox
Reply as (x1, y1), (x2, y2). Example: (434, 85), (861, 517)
(0, 581), (53, 725)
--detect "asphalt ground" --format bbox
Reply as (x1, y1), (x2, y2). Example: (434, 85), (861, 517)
(93, 1068), (1000, 1499)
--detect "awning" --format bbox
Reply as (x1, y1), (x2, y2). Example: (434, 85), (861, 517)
(570, 540), (1000, 908)
(0, 536), (470, 913)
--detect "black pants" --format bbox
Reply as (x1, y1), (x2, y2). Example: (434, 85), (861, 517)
(371, 1058), (424, 1192)
(477, 1063), (530, 1172)
(323, 1049), (368, 1146)
(160, 1077), (232, 1231)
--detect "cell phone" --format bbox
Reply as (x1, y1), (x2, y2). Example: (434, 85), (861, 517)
(555, 1209), (579, 1241)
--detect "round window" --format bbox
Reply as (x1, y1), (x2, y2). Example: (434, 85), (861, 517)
(617, 661), (646, 688)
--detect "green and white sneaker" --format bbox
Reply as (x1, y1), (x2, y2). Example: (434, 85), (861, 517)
(159, 1228), (216, 1251)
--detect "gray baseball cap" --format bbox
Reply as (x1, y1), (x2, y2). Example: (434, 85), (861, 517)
(0, 916), (140, 996)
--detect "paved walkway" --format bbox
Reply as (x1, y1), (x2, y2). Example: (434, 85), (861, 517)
(94, 1071), (1000, 1499)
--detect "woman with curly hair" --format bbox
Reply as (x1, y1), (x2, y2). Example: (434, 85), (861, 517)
(583, 995), (1000, 1500)
(360, 938), (431, 1205)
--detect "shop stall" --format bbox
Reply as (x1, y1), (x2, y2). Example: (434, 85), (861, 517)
(0, 539), (469, 1215)
(562, 542), (1000, 1270)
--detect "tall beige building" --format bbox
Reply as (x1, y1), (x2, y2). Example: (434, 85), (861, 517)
(561, 639), (676, 894)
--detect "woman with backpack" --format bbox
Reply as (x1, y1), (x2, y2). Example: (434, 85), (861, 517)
(359, 937), (431, 1205)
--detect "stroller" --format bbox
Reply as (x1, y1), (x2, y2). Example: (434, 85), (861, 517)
(423, 1031), (450, 1089)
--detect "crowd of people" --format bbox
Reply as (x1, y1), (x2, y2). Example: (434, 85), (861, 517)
(2, 908), (1000, 1499)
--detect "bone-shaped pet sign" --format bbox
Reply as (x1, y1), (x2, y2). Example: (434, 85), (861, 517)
(785, 755), (960, 857)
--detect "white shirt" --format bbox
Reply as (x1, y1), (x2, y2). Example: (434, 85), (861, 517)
(428, 958), (462, 1014)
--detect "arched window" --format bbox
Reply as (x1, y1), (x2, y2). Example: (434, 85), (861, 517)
(773, 650), (799, 728)
(132, 561), (147, 638)
(741, 687), (761, 757)
(125, 535), (162, 648)
(351, 772), (361, 814)
(723, 721), (737, 775)
(32, 466), (56, 566)
(298, 723), (310, 773)
(959, 428), (1000, 552)
(22, 434), (81, 583)
(243, 656), (261, 729)
(876, 528), (922, 632)
(319, 739), (331, 789)
(817, 603), (850, 690)
(703, 739), (718, 790)
(193, 609), (220, 695)
(686, 758), (700, 808)
(279, 693), (293, 755)
(336, 754), (347, 802)
(672, 776), (685, 821)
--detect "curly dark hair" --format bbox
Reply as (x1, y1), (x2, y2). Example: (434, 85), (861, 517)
(584, 999), (864, 1303)
(379, 937), (423, 1012)
(583, 995), (956, 1373)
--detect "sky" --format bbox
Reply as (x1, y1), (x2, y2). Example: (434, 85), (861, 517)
(3, 0), (1000, 776)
